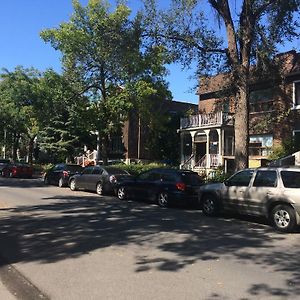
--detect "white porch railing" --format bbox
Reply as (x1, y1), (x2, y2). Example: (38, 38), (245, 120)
(195, 154), (222, 168)
(180, 112), (233, 129)
(75, 150), (97, 166)
(181, 154), (194, 170)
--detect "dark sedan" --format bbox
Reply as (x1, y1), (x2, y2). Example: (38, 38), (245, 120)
(116, 168), (204, 207)
(0, 159), (10, 174)
(68, 165), (131, 195)
(44, 163), (83, 187)
(2, 162), (33, 178)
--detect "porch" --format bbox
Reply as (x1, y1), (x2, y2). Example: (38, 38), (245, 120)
(179, 112), (234, 174)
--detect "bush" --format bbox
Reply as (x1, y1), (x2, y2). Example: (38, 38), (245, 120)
(113, 162), (177, 175)
(205, 167), (231, 183)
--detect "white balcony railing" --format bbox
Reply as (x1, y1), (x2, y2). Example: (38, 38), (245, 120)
(180, 112), (233, 129)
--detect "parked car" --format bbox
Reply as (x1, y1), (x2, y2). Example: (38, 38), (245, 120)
(198, 167), (300, 232)
(0, 159), (10, 174)
(2, 162), (33, 178)
(69, 165), (132, 195)
(44, 163), (83, 187)
(116, 168), (204, 207)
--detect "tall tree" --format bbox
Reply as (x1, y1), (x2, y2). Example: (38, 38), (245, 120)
(142, 0), (300, 170)
(41, 0), (169, 164)
(0, 67), (41, 162)
(37, 69), (90, 162)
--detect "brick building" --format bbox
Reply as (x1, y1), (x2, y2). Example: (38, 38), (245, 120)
(179, 50), (300, 174)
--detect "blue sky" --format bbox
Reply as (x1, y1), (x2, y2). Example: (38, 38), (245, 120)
(0, 0), (199, 104)
(0, 1), (299, 104)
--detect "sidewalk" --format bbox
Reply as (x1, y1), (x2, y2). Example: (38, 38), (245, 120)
(0, 279), (16, 300)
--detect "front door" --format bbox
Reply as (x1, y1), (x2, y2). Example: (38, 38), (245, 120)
(195, 142), (206, 165)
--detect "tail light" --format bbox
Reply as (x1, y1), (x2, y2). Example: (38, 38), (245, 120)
(176, 182), (186, 191)
(62, 170), (69, 177)
(109, 175), (117, 183)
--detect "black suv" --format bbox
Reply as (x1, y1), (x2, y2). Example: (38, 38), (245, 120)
(116, 168), (204, 207)
(44, 163), (83, 187)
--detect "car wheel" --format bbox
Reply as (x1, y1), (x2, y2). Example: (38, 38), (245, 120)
(96, 182), (103, 195)
(117, 186), (126, 200)
(58, 177), (64, 188)
(157, 192), (168, 208)
(202, 194), (219, 216)
(69, 179), (77, 191)
(271, 204), (296, 232)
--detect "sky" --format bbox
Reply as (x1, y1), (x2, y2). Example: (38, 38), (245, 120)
(0, 0), (199, 104)
(0, 1), (299, 105)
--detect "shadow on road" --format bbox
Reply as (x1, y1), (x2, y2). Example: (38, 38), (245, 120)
(0, 177), (44, 188)
(0, 185), (300, 299)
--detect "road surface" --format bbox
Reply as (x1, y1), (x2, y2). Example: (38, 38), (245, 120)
(0, 177), (300, 299)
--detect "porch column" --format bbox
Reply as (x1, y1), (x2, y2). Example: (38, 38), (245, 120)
(204, 129), (210, 168)
(180, 132), (184, 165)
(217, 128), (222, 167)
(190, 131), (197, 168)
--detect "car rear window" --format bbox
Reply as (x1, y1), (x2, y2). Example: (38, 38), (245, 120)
(281, 171), (300, 188)
(66, 165), (83, 172)
(180, 172), (203, 185)
(0, 159), (10, 164)
(105, 167), (129, 175)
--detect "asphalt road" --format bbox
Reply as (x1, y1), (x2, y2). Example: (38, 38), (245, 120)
(0, 177), (300, 300)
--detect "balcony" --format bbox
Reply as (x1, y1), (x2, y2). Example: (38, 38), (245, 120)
(180, 112), (233, 129)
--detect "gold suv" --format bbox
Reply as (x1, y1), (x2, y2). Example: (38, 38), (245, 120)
(198, 167), (300, 232)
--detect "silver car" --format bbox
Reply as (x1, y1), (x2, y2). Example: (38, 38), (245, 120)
(198, 167), (300, 232)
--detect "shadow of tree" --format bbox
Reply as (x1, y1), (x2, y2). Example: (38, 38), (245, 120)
(0, 191), (299, 299)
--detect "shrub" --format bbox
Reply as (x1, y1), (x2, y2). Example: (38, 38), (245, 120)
(113, 162), (177, 175)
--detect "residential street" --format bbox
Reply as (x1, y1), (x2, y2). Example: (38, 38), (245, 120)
(0, 177), (300, 300)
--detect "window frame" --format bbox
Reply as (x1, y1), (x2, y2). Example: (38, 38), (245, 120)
(292, 81), (300, 110)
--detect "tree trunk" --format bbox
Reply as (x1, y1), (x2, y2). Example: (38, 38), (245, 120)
(234, 77), (249, 171)
(28, 137), (35, 164)
(101, 135), (109, 165)
(12, 132), (19, 162)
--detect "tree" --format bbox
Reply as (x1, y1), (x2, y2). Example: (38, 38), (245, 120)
(142, 0), (300, 170)
(41, 0), (169, 164)
(37, 70), (90, 162)
(0, 66), (42, 162)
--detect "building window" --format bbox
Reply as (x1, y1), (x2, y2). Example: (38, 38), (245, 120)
(293, 81), (300, 109)
(249, 88), (275, 113)
(249, 134), (273, 157)
(293, 130), (300, 152)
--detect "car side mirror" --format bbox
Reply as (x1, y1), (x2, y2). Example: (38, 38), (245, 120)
(224, 180), (229, 186)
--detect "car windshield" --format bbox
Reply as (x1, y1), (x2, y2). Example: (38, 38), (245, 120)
(65, 165), (83, 172)
(180, 172), (203, 185)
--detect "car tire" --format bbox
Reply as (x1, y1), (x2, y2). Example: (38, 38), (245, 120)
(69, 179), (77, 191)
(157, 192), (168, 208)
(96, 182), (103, 195)
(58, 177), (64, 188)
(271, 204), (297, 233)
(202, 194), (219, 216)
(117, 186), (126, 200)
